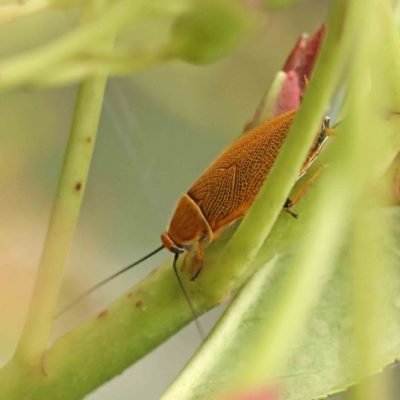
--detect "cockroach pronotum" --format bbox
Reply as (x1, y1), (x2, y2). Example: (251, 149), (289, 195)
(57, 109), (334, 339)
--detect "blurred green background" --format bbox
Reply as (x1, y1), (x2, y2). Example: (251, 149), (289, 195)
(0, 1), (349, 398)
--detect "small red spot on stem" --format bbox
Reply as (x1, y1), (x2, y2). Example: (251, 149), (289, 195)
(75, 182), (82, 191)
(98, 309), (108, 318)
(86, 137), (92, 143)
(127, 292), (133, 298)
(135, 300), (143, 308)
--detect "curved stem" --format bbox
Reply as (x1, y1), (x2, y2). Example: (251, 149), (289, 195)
(14, 5), (116, 366)
(202, 0), (359, 300)
(27, 50), (170, 87)
(350, 1), (396, 399)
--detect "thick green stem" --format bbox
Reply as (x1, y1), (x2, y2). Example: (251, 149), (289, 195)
(0, 203), (312, 399)
(373, 0), (400, 111)
(202, 0), (358, 300)
(14, 8), (115, 366)
(28, 50), (170, 87)
(350, 1), (395, 400)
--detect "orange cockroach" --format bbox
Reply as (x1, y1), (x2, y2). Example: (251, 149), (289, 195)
(57, 26), (330, 336)
(161, 109), (331, 277)
(58, 109), (333, 334)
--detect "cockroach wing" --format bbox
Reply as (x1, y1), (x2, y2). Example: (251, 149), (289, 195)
(188, 110), (296, 232)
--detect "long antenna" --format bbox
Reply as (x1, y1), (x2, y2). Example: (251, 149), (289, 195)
(55, 245), (165, 318)
(173, 253), (205, 341)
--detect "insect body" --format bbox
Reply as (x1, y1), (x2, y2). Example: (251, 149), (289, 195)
(58, 109), (331, 322)
(161, 109), (331, 264)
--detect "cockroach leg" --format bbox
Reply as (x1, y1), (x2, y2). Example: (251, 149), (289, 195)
(324, 127), (337, 136)
(297, 118), (332, 182)
(180, 252), (190, 272)
(285, 164), (326, 216)
(191, 267), (202, 282)
(283, 199), (298, 219)
(190, 243), (204, 281)
(303, 75), (310, 88)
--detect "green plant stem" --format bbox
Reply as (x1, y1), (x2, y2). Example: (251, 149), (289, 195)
(350, 2), (394, 400)
(201, 0), (359, 302)
(0, 184), (328, 399)
(351, 215), (387, 400)
(16, 79), (106, 365)
(373, 0), (400, 112)
(349, 8), (375, 399)
(0, 0), (148, 89)
(14, 11), (115, 366)
(28, 51), (170, 87)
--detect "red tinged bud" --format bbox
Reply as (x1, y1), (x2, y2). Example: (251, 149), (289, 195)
(282, 25), (326, 94)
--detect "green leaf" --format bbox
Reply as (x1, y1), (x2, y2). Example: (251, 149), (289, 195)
(162, 208), (400, 400)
